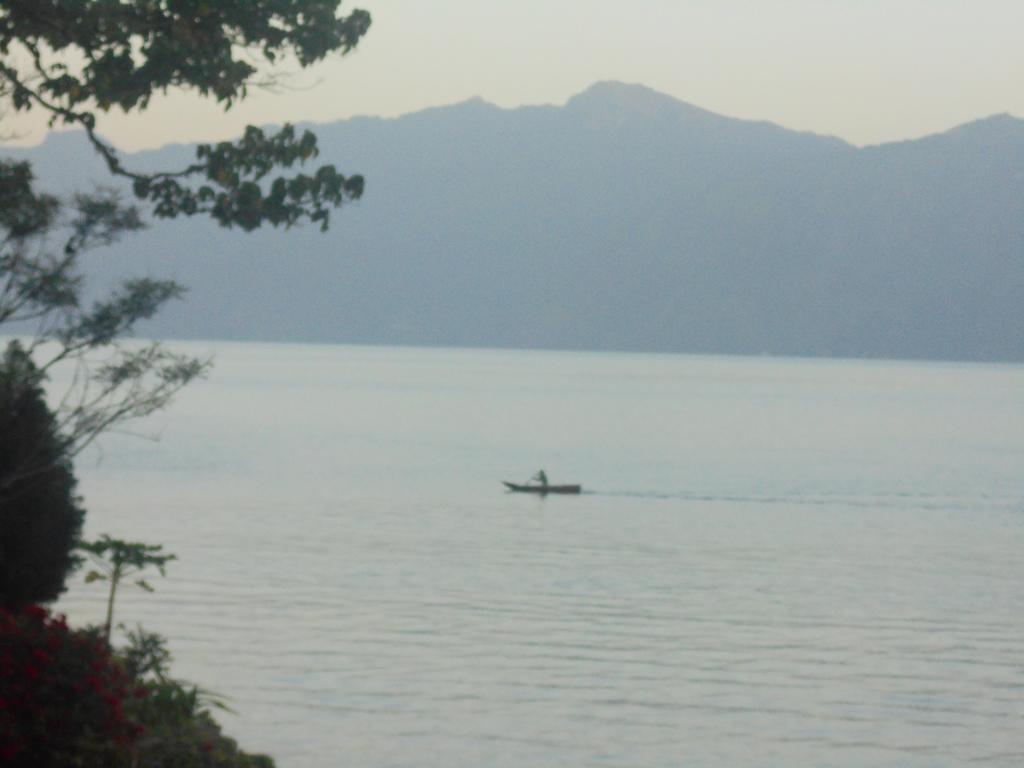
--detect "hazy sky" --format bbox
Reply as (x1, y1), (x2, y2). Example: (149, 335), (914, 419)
(8, 0), (1024, 150)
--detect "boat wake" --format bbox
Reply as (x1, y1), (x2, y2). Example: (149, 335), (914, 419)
(583, 489), (1015, 513)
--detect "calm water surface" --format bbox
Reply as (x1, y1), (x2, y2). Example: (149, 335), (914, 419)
(58, 344), (1024, 767)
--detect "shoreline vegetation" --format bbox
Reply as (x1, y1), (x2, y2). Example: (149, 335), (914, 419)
(1, 2), (372, 764)
(1, 606), (276, 768)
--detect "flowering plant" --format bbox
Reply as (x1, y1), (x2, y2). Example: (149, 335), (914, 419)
(0, 605), (140, 767)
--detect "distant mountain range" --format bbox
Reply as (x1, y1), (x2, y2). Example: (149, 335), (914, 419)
(5, 81), (1023, 361)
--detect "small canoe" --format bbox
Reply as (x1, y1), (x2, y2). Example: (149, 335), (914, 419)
(503, 481), (581, 495)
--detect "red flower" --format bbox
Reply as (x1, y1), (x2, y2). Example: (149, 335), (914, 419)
(0, 605), (141, 758)
(21, 605), (47, 621)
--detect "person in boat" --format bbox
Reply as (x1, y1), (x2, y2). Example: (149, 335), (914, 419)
(532, 469), (549, 488)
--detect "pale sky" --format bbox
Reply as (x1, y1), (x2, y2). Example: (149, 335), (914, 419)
(7, 0), (1024, 150)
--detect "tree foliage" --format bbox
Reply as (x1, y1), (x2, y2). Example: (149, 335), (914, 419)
(0, 158), (202, 605)
(0, 1), (371, 230)
(0, 159), (207, 471)
(0, 343), (85, 610)
(0, 5), (372, 762)
(0, 1), (372, 606)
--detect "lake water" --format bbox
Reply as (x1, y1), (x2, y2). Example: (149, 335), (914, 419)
(56, 343), (1024, 767)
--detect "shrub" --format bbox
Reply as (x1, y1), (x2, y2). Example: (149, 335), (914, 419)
(0, 605), (138, 768)
(0, 344), (86, 610)
(120, 626), (276, 768)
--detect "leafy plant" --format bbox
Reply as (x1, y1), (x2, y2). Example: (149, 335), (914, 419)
(78, 536), (176, 643)
(0, 605), (140, 768)
(120, 626), (275, 768)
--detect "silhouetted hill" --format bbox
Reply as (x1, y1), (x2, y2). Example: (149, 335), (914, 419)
(5, 81), (1023, 361)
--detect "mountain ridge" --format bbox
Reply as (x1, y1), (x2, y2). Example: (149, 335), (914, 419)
(10, 80), (1022, 155)
(3, 81), (1023, 362)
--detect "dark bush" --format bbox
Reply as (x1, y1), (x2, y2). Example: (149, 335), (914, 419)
(0, 605), (138, 767)
(0, 343), (85, 610)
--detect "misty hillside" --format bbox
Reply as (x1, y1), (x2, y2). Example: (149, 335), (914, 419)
(6, 81), (1024, 361)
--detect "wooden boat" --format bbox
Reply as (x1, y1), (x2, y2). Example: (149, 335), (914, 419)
(503, 481), (582, 495)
